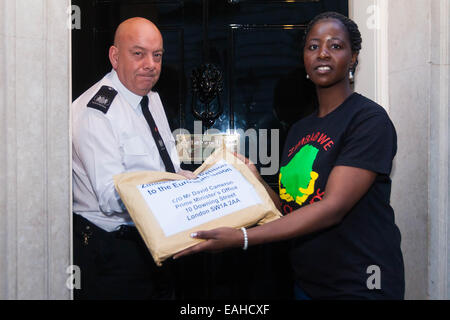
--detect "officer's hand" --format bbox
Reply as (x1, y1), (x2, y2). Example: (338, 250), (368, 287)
(176, 169), (197, 180)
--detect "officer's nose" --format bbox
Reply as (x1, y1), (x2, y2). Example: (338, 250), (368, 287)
(143, 55), (156, 71)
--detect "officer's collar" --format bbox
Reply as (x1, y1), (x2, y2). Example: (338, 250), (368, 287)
(108, 69), (146, 110)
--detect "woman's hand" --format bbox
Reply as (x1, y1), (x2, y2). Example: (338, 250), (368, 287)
(173, 227), (244, 259)
(233, 152), (260, 179)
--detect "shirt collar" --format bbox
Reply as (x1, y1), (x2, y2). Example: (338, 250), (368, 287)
(108, 69), (145, 110)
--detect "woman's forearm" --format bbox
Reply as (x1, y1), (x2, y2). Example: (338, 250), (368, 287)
(247, 199), (342, 246)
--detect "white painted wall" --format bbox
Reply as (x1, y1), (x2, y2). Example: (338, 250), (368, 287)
(0, 0), (71, 299)
(387, 0), (430, 300)
(351, 0), (433, 299)
(428, 0), (450, 300)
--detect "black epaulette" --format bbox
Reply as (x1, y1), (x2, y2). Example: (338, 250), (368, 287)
(87, 86), (118, 114)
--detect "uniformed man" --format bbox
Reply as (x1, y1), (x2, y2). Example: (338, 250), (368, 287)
(71, 17), (194, 300)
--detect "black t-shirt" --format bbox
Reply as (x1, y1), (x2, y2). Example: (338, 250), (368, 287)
(279, 93), (405, 299)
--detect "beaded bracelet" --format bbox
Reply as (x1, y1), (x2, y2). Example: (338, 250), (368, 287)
(240, 227), (248, 250)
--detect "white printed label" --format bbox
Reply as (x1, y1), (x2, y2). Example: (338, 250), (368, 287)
(137, 160), (263, 236)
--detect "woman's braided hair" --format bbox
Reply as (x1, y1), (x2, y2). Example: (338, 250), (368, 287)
(302, 11), (362, 73)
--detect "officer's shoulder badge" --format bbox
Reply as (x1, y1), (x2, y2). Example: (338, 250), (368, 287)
(87, 86), (118, 114)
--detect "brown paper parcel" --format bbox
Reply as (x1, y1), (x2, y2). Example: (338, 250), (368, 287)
(113, 148), (282, 266)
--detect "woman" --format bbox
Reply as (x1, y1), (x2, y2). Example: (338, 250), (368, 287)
(174, 12), (405, 300)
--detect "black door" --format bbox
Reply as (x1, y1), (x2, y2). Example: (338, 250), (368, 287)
(72, 0), (348, 299)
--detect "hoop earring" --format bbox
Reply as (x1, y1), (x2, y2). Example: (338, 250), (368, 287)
(349, 70), (354, 82)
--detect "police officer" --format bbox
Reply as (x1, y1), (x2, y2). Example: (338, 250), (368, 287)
(72, 17), (194, 300)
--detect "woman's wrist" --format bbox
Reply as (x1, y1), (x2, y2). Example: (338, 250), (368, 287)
(240, 227), (248, 250)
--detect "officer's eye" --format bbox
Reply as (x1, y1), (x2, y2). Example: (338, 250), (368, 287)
(153, 52), (163, 62)
(134, 51), (143, 56)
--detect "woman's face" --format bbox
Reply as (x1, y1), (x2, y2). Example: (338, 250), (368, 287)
(303, 18), (357, 88)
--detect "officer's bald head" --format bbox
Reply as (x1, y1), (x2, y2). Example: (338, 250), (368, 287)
(113, 17), (161, 48)
(109, 17), (164, 96)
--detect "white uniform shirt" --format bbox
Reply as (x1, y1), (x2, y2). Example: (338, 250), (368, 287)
(72, 70), (181, 232)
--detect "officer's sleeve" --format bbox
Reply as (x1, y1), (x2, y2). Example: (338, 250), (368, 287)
(334, 111), (397, 175)
(73, 109), (126, 214)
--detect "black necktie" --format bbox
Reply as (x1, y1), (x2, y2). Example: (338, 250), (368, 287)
(140, 96), (176, 173)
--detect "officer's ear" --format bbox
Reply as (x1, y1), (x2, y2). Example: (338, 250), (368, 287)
(109, 45), (119, 70)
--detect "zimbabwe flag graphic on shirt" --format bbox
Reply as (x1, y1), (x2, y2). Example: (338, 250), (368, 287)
(279, 144), (319, 207)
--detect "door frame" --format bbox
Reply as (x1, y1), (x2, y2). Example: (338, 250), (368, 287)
(349, 0), (389, 110)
